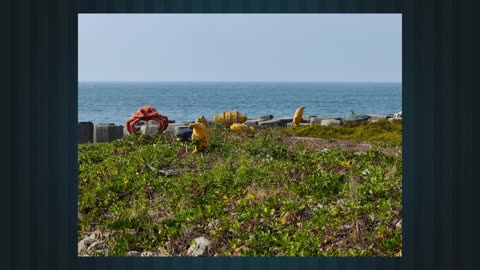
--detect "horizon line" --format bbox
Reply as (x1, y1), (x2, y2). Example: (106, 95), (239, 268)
(78, 80), (402, 83)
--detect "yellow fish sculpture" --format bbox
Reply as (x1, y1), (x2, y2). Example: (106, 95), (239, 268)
(230, 123), (255, 134)
(292, 106), (305, 127)
(188, 122), (210, 154)
(214, 110), (247, 128)
(196, 115), (209, 127)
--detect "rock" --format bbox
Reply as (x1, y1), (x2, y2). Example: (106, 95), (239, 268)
(207, 219), (220, 230)
(127, 251), (141, 257)
(141, 251), (157, 257)
(78, 239), (88, 254)
(320, 119), (342, 126)
(78, 211), (83, 221)
(255, 115), (273, 121)
(86, 241), (105, 254)
(186, 237), (211, 256)
(158, 169), (180, 177)
(396, 219), (402, 229)
(339, 224), (353, 230)
(393, 111), (402, 119)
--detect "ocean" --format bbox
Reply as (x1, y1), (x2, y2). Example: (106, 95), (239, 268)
(78, 81), (402, 125)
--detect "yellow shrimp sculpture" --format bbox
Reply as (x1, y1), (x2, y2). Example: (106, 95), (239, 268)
(292, 106), (305, 127)
(189, 122), (210, 154)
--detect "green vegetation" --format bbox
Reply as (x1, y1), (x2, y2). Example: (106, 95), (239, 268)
(284, 119), (402, 146)
(78, 121), (402, 256)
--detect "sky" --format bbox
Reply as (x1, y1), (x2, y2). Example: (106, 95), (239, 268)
(78, 14), (401, 82)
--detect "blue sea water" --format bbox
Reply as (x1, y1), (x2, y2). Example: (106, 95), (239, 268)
(78, 81), (402, 125)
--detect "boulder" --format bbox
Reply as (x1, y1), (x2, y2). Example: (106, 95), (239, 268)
(302, 115), (316, 123)
(186, 237), (211, 256)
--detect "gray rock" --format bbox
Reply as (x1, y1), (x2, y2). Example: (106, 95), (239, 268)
(159, 169), (180, 177)
(78, 239), (88, 254)
(396, 219), (402, 229)
(339, 224), (353, 230)
(141, 251), (157, 257)
(320, 119), (342, 126)
(127, 251), (141, 257)
(207, 219), (220, 230)
(255, 115), (273, 121)
(86, 241), (105, 254)
(186, 237), (211, 256)
(343, 112), (371, 123)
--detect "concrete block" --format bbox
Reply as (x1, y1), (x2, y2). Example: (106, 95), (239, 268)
(320, 119), (342, 126)
(255, 115), (273, 121)
(94, 124), (124, 143)
(78, 122), (93, 144)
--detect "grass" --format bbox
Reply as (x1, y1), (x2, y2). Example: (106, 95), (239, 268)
(78, 121), (402, 256)
(284, 119), (402, 146)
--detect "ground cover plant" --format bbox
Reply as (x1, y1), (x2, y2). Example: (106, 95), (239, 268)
(78, 120), (402, 256)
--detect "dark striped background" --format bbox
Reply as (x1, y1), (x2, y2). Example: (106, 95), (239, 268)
(2, 0), (473, 269)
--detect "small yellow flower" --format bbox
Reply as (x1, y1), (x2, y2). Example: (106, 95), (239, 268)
(245, 193), (255, 201)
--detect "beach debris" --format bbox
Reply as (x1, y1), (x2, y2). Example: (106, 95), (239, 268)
(189, 122), (210, 154)
(125, 106), (169, 134)
(214, 110), (247, 127)
(230, 123), (255, 134)
(186, 237), (211, 256)
(291, 106), (305, 127)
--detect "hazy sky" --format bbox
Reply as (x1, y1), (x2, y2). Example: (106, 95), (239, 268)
(79, 14), (401, 82)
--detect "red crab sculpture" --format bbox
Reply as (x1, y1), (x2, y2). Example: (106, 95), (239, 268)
(126, 106), (169, 134)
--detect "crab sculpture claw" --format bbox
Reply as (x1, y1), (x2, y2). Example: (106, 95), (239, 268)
(126, 106), (169, 134)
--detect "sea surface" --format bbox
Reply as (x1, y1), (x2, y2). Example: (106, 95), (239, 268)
(79, 82), (402, 125)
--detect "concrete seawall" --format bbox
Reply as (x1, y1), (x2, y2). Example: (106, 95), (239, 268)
(78, 113), (401, 144)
